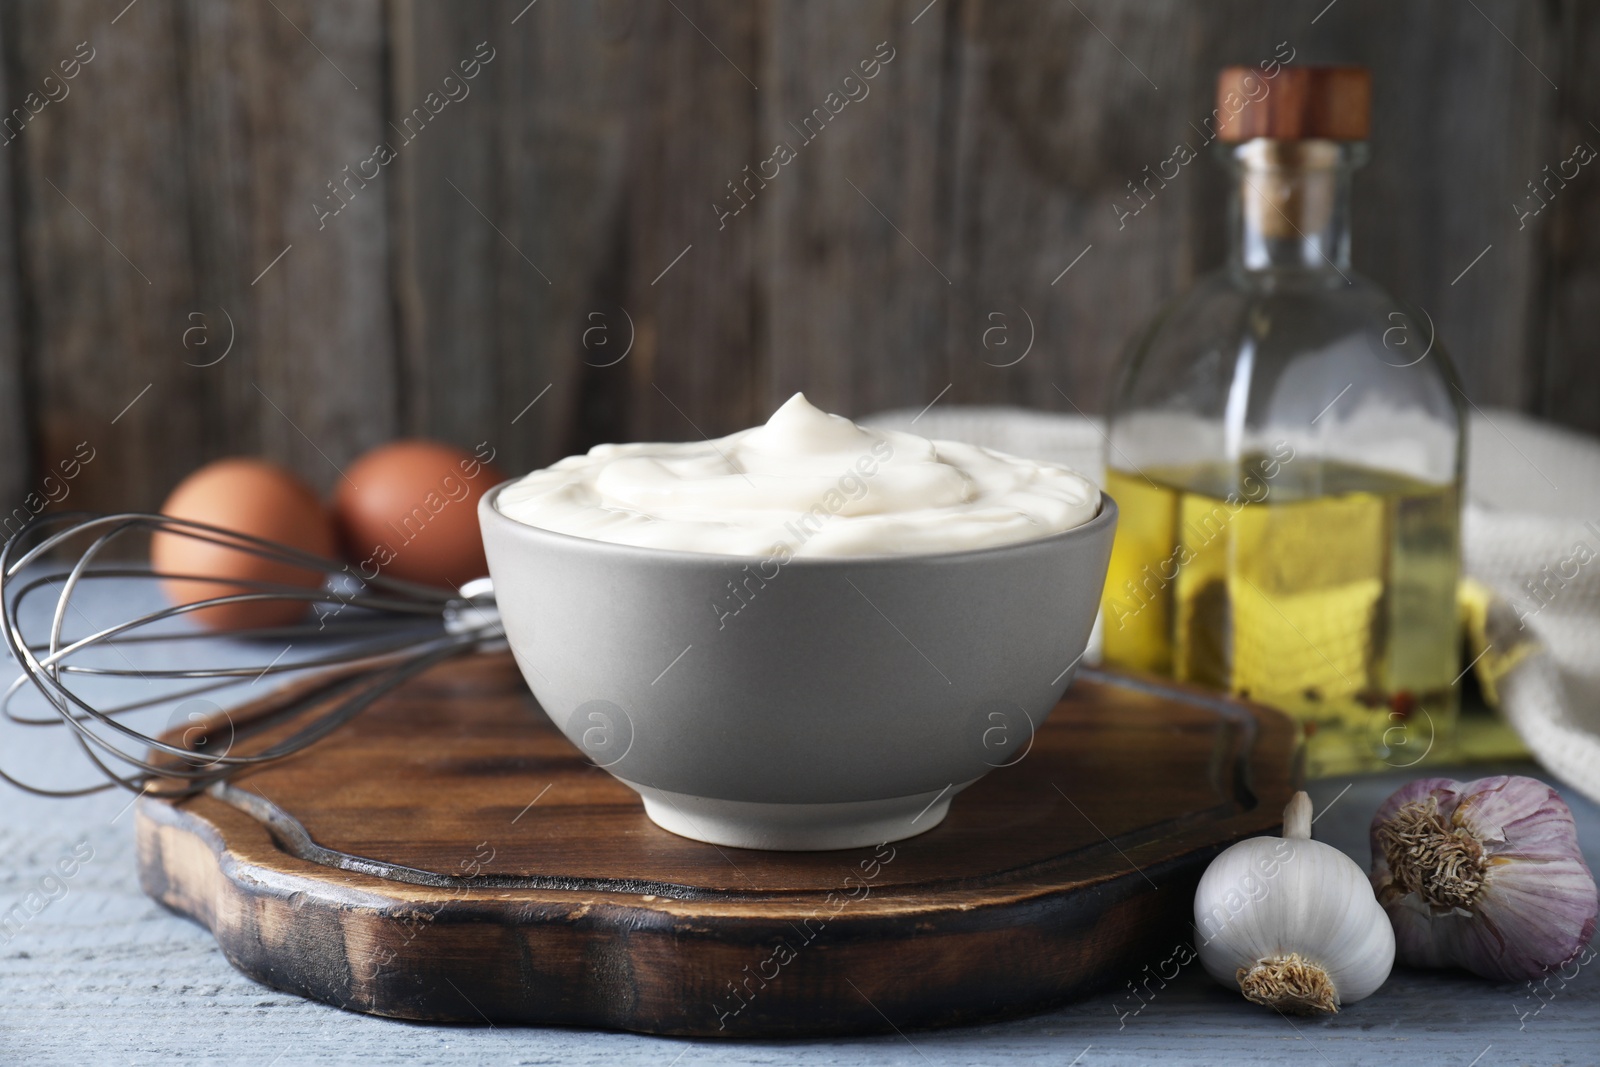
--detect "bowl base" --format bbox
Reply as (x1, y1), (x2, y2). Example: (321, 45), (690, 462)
(624, 780), (977, 851)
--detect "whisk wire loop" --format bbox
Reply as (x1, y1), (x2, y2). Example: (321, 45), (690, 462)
(0, 511), (501, 799)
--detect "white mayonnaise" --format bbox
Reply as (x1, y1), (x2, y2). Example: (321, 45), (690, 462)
(495, 393), (1099, 558)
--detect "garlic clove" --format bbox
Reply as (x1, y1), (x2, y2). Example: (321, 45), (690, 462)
(1370, 775), (1599, 982)
(1195, 791), (1394, 1015)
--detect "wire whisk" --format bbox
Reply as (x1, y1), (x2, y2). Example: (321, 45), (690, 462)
(0, 511), (502, 799)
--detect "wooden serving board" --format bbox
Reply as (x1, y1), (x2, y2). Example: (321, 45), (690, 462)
(135, 651), (1299, 1037)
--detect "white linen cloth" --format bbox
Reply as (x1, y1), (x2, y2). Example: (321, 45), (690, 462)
(866, 404), (1600, 804)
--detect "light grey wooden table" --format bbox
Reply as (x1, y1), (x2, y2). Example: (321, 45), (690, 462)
(1, 581), (1596, 1066)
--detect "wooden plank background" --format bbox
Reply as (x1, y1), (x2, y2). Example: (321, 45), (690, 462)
(0, 0), (1591, 512)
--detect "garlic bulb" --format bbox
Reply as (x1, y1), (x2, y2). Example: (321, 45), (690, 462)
(1194, 792), (1394, 1014)
(1370, 775), (1599, 982)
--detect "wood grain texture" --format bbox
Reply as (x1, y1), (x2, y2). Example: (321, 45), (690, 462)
(1289, 0), (1561, 415)
(1539, 0), (1600, 434)
(1, 0), (1599, 509)
(761, 0), (953, 419)
(0, 14), (31, 516)
(1214, 65), (1371, 142)
(949, 0), (1201, 417)
(135, 651), (1300, 1036)
(388, 0), (589, 472)
(618, 0), (763, 445)
(175, 0), (397, 488)
(1, 0), (392, 512)
(7, 0), (198, 514)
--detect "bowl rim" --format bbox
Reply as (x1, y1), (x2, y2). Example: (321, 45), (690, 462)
(479, 479), (1117, 568)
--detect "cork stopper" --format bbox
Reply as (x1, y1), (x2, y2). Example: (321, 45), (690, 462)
(1214, 65), (1370, 143)
(1236, 140), (1342, 240)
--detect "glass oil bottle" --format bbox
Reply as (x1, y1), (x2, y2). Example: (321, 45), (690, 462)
(1102, 66), (1464, 777)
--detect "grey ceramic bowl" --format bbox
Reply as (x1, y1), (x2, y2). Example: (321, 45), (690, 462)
(478, 486), (1117, 851)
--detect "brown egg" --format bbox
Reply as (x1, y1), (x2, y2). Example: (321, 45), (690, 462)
(334, 440), (505, 590)
(150, 458), (337, 631)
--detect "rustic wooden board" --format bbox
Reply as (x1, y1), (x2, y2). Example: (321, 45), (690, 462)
(134, 650), (1298, 1037)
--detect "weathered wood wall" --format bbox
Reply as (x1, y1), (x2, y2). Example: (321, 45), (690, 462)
(0, 0), (1592, 512)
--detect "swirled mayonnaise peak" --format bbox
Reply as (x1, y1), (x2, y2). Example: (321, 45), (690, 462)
(495, 393), (1100, 557)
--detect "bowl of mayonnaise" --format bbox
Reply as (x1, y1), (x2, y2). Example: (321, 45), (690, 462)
(480, 393), (1116, 850)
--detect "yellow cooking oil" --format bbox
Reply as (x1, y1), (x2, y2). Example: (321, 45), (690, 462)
(1101, 456), (1459, 776)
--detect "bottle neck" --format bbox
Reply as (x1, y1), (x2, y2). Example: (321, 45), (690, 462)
(1227, 139), (1365, 276)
